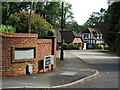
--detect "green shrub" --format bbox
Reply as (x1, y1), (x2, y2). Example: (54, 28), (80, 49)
(76, 44), (80, 49)
(6, 11), (54, 38)
(58, 43), (79, 50)
(58, 46), (61, 50)
(94, 43), (104, 49)
(0, 25), (16, 33)
(98, 44), (101, 49)
(68, 43), (78, 50)
(100, 45), (104, 49)
(93, 44), (98, 49)
(63, 43), (69, 50)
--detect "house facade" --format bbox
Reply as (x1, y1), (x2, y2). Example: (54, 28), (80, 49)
(79, 28), (104, 48)
(56, 29), (83, 50)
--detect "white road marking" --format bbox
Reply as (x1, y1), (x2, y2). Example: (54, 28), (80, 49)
(60, 71), (77, 76)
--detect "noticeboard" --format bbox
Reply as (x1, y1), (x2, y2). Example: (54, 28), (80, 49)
(43, 55), (54, 72)
(15, 48), (35, 59)
(44, 56), (51, 67)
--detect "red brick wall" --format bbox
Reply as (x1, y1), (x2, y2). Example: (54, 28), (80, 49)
(53, 38), (57, 68)
(37, 39), (52, 72)
(1, 32), (56, 76)
(0, 36), (2, 76)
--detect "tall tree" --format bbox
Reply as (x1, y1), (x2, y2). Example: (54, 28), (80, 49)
(63, 3), (74, 26)
(104, 1), (120, 53)
(6, 11), (54, 38)
(34, 2), (74, 29)
(84, 8), (106, 27)
(2, 2), (30, 24)
(84, 1), (120, 53)
(2, 2), (74, 29)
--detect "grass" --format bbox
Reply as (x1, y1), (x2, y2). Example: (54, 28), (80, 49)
(97, 50), (118, 56)
(56, 57), (61, 68)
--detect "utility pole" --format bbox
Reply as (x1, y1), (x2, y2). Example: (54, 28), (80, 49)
(28, 0), (33, 33)
(60, 2), (64, 60)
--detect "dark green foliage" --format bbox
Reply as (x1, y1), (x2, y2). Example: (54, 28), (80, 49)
(68, 43), (78, 50)
(2, 2), (30, 24)
(0, 25), (16, 33)
(84, 8), (106, 27)
(34, 2), (74, 29)
(62, 43), (68, 50)
(2, 2), (74, 29)
(35, 2), (61, 29)
(59, 43), (80, 50)
(104, 2), (120, 53)
(83, 2), (120, 53)
(64, 21), (88, 33)
(6, 11), (54, 38)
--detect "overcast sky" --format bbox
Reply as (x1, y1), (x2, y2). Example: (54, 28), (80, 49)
(65, 0), (108, 25)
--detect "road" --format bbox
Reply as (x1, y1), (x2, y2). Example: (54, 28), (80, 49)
(65, 50), (119, 88)
(2, 50), (119, 89)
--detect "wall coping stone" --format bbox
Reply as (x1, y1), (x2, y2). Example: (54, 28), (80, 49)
(0, 32), (38, 38)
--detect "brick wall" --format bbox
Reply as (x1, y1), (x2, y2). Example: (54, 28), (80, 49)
(37, 39), (52, 72)
(0, 35), (2, 76)
(1, 32), (56, 76)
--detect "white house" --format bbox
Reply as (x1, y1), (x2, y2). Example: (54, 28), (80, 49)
(79, 28), (104, 48)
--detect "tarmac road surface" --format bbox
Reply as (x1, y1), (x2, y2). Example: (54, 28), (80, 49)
(66, 50), (119, 88)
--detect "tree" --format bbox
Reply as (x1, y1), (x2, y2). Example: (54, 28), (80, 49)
(43, 2), (61, 29)
(2, 2), (74, 29)
(104, 1), (120, 53)
(34, 2), (74, 29)
(63, 3), (74, 26)
(83, 2), (120, 53)
(6, 11), (54, 38)
(2, 2), (30, 24)
(64, 21), (80, 33)
(84, 8), (106, 27)
(64, 20), (89, 33)
(85, 1), (120, 53)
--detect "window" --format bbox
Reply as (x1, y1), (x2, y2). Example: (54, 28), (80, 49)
(84, 34), (88, 39)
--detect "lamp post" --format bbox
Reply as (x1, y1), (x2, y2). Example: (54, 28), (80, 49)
(60, 2), (64, 60)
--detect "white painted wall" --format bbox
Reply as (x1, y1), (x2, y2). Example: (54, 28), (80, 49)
(80, 33), (104, 44)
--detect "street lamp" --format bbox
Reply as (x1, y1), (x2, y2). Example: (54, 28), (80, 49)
(60, 2), (64, 60)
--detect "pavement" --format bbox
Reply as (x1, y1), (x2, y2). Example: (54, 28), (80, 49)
(2, 50), (99, 89)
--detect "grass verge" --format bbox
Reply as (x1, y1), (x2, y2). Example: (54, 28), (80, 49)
(56, 57), (61, 68)
(97, 50), (118, 56)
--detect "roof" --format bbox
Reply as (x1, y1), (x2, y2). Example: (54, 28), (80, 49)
(56, 29), (81, 43)
(73, 38), (83, 43)
(96, 25), (109, 35)
(81, 28), (102, 34)
(80, 26), (109, 35)
(89, 28), (103, 35)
